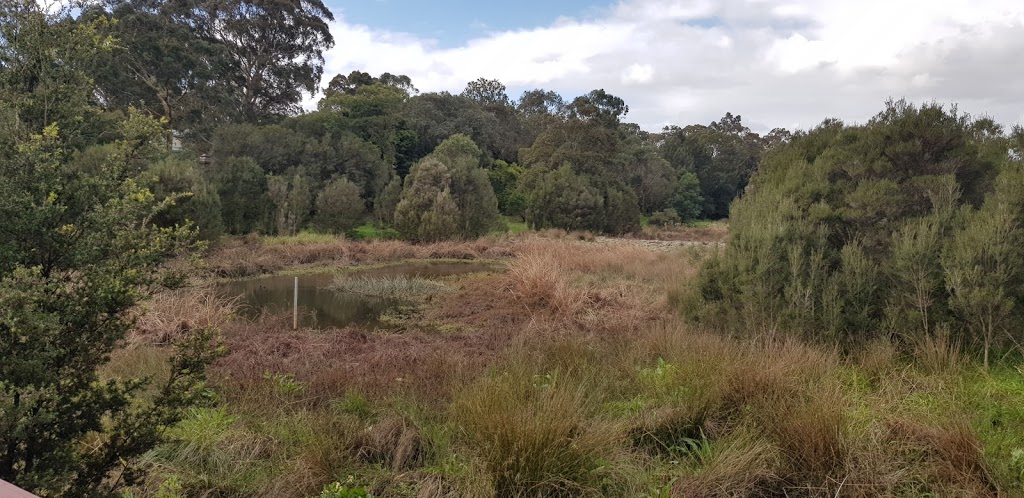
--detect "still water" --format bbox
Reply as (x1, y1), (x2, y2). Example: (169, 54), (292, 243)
(216, 261), (498, 329)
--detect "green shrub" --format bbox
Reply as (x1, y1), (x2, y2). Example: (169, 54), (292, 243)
(314, 177), (366, 234)
(695, 100), (1024, 357)
(649, 208), (681, 226)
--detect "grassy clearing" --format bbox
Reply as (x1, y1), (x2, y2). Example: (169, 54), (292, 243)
(118, 237), (1024, 497)
(350, 224), (401, 241)
(500, 216), (529, 235)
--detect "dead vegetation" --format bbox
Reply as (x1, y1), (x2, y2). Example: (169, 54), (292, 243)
(118, 236), (1023, 498)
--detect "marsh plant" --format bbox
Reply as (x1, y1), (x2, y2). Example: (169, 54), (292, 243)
(331, 275), (447, 299)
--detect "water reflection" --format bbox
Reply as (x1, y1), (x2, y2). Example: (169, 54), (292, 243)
(217, 261), (498, 329)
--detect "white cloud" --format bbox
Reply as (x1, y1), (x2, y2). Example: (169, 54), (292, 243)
(314, 0), (1024, 132)
(622, 63), (655, 84)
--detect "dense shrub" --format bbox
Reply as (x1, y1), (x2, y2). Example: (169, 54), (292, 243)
(143, 156), (224, 239)
(649, 208), (681, 226)
(393, 135), (500, 241)
(695, 100), (1024, 363)
(314, 177), (366, 234)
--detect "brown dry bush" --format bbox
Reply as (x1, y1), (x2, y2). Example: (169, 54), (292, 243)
(673, 432), (781, 498)
(131, 286), (237, 344)
(205, 236), (517, 278)
(352, 415), (431, 471)
(884, 417), (998, 496)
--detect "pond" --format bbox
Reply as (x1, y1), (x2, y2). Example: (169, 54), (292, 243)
(216, 261), (500, 329)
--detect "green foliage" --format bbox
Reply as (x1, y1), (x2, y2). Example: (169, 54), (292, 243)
(394, 135), (500, 241)
(488, 160), (526, 216)
(649, 208), (681, 226)
(671, 171), (704, 222)
(317, 480), (372, 498)
(143, 157), (225, 239)
(696, 100), (1024, 356)
(0, 2), (115, 148)
(208, 156), (272, 234)
(0, 116), (223, 495)
(268, 173), (313, 236)
(604, 184), (642, 234)
(660, 114), (763, 219)
(373, 176), (403, 225)
(524, 165), (605, 232)
(314, 177), (366, 234)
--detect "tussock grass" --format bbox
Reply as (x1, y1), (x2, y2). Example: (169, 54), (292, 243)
(331, 275), (447, 299)
(131, 287), (237, 344)
(109, 238), (1024, 497)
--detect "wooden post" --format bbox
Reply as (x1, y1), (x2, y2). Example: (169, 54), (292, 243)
(293, 276), (298, 330)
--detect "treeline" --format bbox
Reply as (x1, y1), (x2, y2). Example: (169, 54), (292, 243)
(694, 100), (1024, 366)
(19, 0), (790, 239)
(154, 74), (785, 239)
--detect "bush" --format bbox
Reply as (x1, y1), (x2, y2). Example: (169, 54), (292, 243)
(314, 177), (366, 234)
(695, 100), (1024, 358)
(649, 208), (681, 227)
(393, 135), (500, 241)
(143, 156), (224, 239)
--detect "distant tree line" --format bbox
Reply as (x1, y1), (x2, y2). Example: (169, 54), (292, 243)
(48, 0), (789, 240)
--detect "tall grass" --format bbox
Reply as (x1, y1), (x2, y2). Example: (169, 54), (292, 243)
(331, 275), (447, 299)
(107, 237), (1024, 497)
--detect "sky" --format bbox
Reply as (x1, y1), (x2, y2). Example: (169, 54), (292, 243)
(318, 0), (1024, 133)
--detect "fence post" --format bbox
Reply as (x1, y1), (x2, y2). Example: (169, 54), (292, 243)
(293, 276), (298, 330)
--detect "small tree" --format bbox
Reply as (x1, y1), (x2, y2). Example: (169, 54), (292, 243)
(417, 189), (460, 242)
(942, 166), (1024, 369)
(0, 122), (223, 496)
(672, 171), (704, 222)
(604, 184), (641, 234)
(524, 165), (604, 231)
(208, 156), (272, 235)
(314, 177), (366, 233)
(374, 175), (403, 225)
(143, 156), (225, 240)
(394, 158), (452, 241)
(268, 173), (312, 236)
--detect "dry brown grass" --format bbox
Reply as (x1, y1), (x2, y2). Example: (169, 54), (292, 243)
(637, 221), (729, 243)
(452, 373), (621, 497)
(204, 236), (518, 278)
(131, 286), (238, 345)
(115, 235), (1020, 497)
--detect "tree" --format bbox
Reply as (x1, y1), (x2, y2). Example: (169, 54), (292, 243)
(489, 160), (526, 217)
(672, 171), (703, 222)
(314, 177), (366, 233)
(524, 165), (605, 231)
(268, 173), (312, 235)
(394, 158), (453, 241)
(942, 164), (1024, 369)
(659, 119), (762, 219)
(393, 135), (500, 240)
(0, 2), (113, 148)
(143, 156), (225, 240)
(190, 0), (335, 122)
(374, 175), (403, 225)
(0, 116), (222, 495)
(324, 70), (416, 98)
(84, 0), (231, 141)
(568, 89), (628, 127)
(695, 101), (1012, 346)
(319, 84), (407, 165)
(423, 134), (500, 237)
(462, 78), (511, 108)
(604, 184), (641, 234)
(208, 156), (271, 234)
(624, 139), (677, 213)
